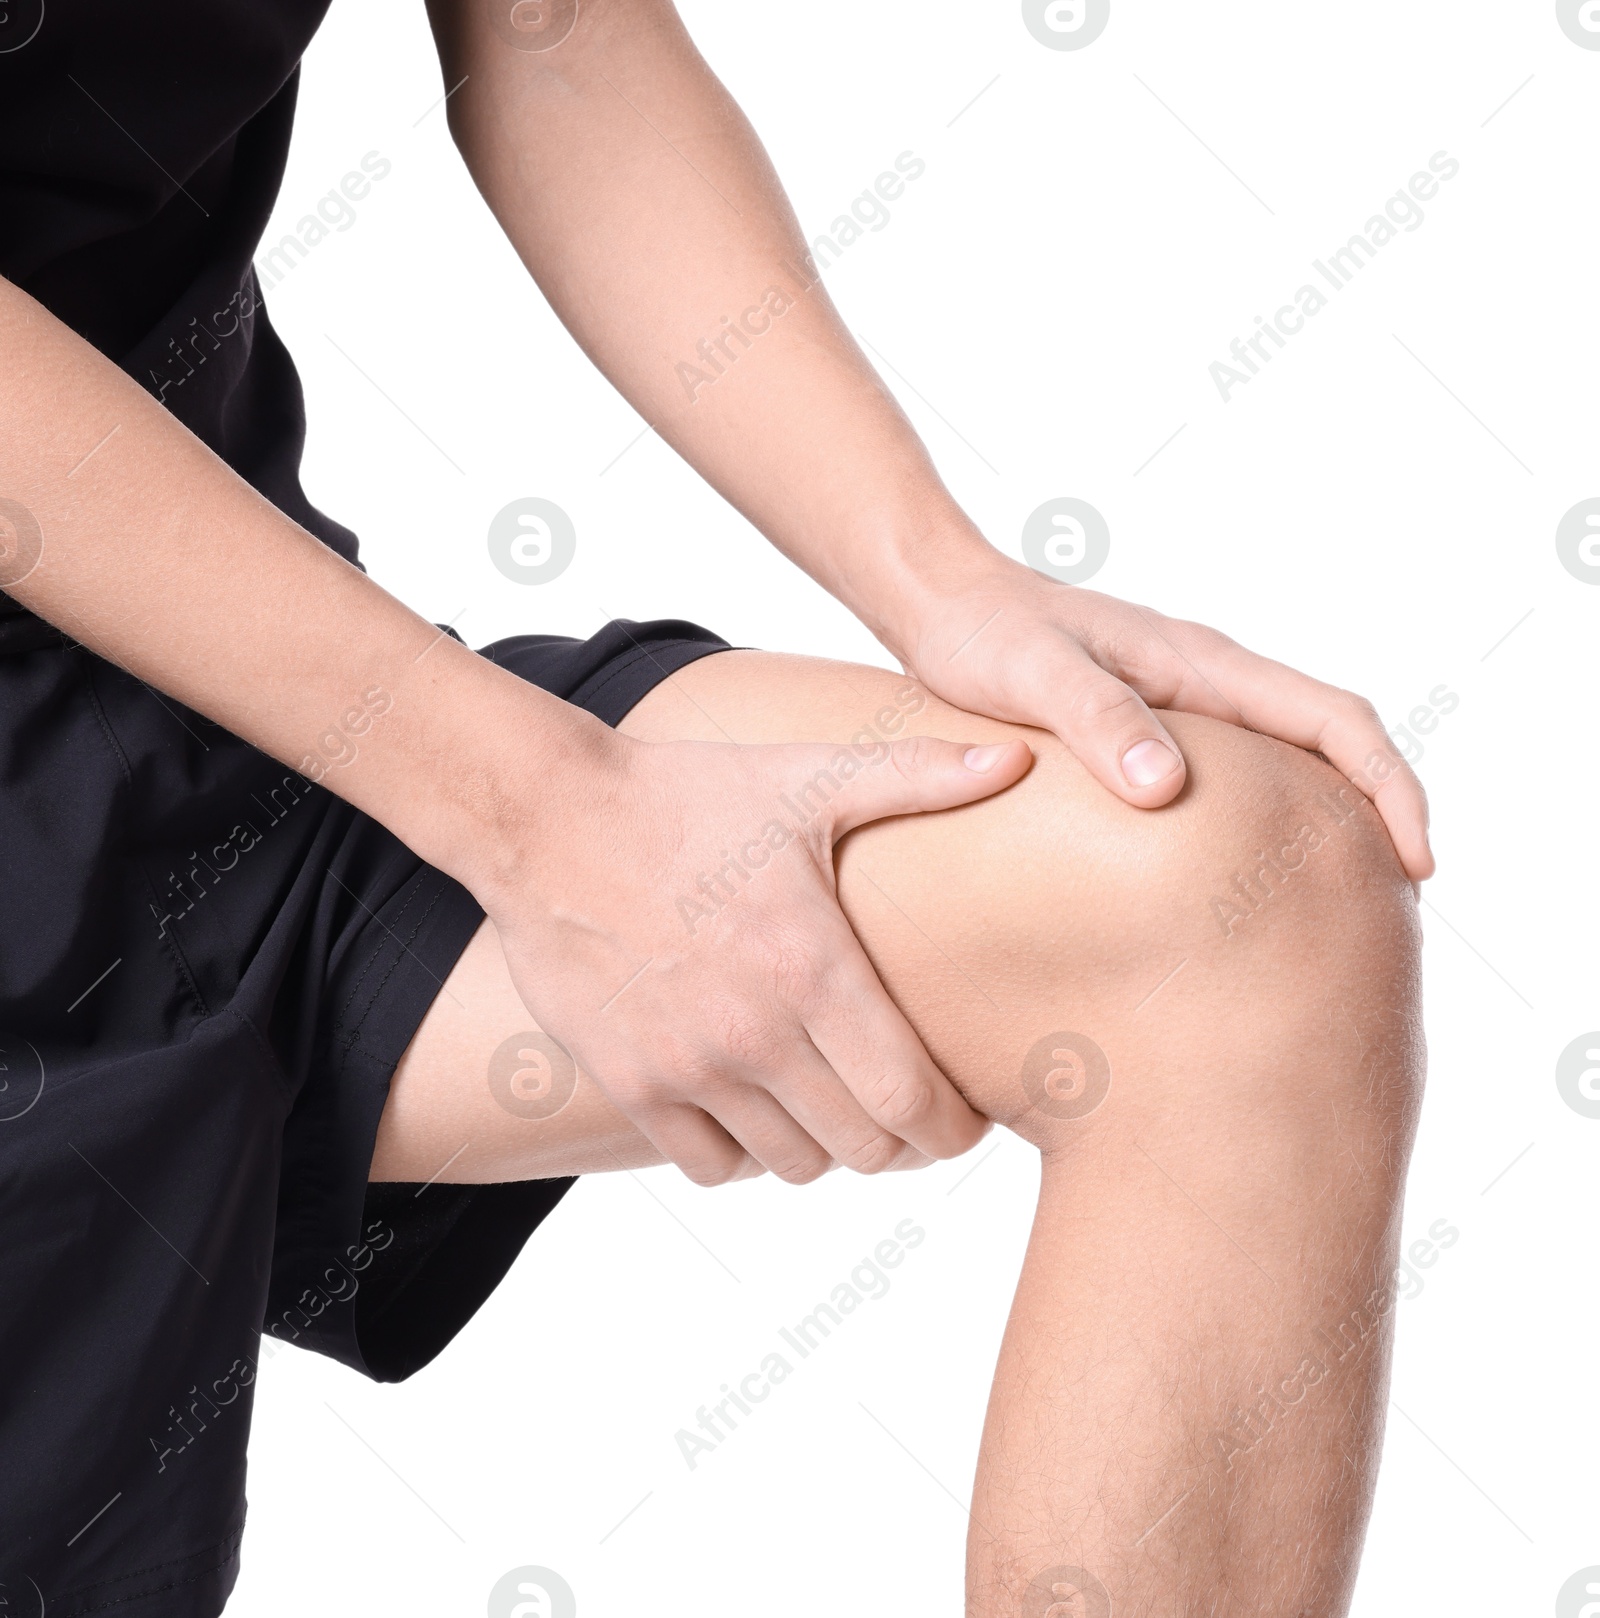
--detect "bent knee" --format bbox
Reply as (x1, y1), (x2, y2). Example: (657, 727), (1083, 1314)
(623, 651), (1421, 1160)
(1149, 711), (1419, 966)
(837, 706), (1422, 1154)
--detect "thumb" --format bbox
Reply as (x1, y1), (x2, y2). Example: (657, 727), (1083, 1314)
(824, 734), (1033, 837)
(1046, 648), (1187, 809)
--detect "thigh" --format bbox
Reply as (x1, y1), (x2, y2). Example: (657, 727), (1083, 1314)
(372, 649), (1049, 1182)
(373, 649), (1392, 1181)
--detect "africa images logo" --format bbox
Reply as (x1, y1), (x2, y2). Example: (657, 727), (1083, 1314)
(0, 497), (43, 591)
(1022, 0), (1109, 50)
(487, 1566), (577, 1618)
(1557, 0), (1600, 48)
(0, 1037), (44, 1122)
(1556, 1034), (1600, 1119)
(1022, 498), (1110, 585)
(488, 498), (577, 585)
(1556, 499), (1600, 584)
(0, 0), (44, 53)
(487, 0), (578, 52)
(1556, 1566), (1600, 1618)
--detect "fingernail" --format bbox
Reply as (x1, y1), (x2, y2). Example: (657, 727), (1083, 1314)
(964, 744), (1008, 772)
(1121, 738), (1180, 788)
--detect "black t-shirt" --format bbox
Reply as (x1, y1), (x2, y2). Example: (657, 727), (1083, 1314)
(0, 0), (357, 650)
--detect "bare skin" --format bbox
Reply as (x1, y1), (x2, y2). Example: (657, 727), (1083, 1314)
(376, 651), (1425, 1617)
(1, 0), (1429, 1189)
(2, 0), (1433, 1607)
(426, 0), (1433, 878)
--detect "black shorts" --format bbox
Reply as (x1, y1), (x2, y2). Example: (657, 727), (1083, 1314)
(0, 617), (728, 1618)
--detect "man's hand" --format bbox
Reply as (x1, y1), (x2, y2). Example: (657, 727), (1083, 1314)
(480, 728), (1033, 1185)
(0, 273), (1038, 1192)
(889, 545), (1434, 882)
(430, 5), (1431, 883)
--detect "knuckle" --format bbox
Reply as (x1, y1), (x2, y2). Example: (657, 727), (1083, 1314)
(863, 1069), (936, 1137)
(840, 1130), (907, 1176)
(771, 1147), (832, 1186)
(1339, 690), (1384, 731)
(889, 732), (940, 781)
(1131, 619), (1222, 695)
(1065, 674), (1145, 735)
(1171, 614), (1233, 656)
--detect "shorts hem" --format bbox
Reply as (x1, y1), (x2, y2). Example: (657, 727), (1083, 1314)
(48, 1526), (242, 1618)
(265, 620), (729, 1381)
(262, 862), (486, 1373)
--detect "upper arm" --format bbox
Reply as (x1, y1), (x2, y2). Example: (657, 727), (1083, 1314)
(423, 0), (693, 139)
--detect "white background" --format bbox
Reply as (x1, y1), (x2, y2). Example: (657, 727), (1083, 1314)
(231, 2), (1599, 1613)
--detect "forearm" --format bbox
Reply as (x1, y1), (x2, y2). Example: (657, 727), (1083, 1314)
(431, 0), (990, 655)
(0, 276), (611, 898)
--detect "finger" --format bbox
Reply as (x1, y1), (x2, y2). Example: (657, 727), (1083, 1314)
(885, 1143), (937, 1171)
(1158, 636), (1434, 880)
(689, 1081), (837, 1185)
(1027, 641), (1189, 808)
(762, 1042), (932, 1176)
(801, 917), (989, 1161)
(823, 733), (1032, 838)
(1314, 702), (1432, 880)
(622, 1097), (763, 1187)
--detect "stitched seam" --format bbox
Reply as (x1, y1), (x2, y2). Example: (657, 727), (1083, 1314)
(329, 865), (428, 1026)
(73, 1551), (239, 1616)
(572, 638), (724, 713)
(78, 654), (212, 1021)
(572, 642), (666, 703)
(328, 865), (431, 1035)
(53, 1525), (243, 1613)
(339, 881), (450, 1074)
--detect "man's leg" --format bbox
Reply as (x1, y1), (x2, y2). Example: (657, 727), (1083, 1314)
(373, 652), (1423, 1618)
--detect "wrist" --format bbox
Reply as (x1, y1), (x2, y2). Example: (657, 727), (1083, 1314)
(466, 715), (634, 917)
(837, 502), (1013, 667)
(372, 636), (632, 911)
